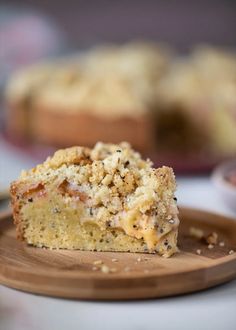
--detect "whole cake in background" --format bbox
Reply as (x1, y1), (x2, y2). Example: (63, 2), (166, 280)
(10, 142), (179, 258)
(155, 46), (236, 157)
(5, 42), (171, 152)
(4, 42), (236, 159)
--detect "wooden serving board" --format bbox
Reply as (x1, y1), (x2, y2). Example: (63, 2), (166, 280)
(0, 208), (236, 300)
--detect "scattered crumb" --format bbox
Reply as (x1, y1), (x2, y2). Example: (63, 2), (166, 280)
(111, 258), (118, 262)
(229, 250), (235, 255)
(124, 266), (131, 272)
(136, 257), (142, 262)
(189, 227), (204, 239)
(110, 268), (117, 273)
(144, 257), (150, 261)
(196, 249), (202, 255)
(93, 263), (118, 274)
(93, 260), (103, 265)
(101, 265), (110, 273)
(206, 232), (218, 245)
(219, 241), (225, 247)
(208, 244), (214, 250)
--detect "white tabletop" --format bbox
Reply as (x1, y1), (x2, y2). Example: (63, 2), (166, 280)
(0, 139), (236, 330)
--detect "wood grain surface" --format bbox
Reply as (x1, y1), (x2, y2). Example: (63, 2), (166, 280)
(0, 208), (236, 300)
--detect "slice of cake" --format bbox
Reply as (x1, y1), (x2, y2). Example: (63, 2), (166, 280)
(10, 142), (179, 257)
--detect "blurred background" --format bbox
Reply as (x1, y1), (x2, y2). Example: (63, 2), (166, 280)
(0, 0), (236, 207)
(1, 0), (236, 49)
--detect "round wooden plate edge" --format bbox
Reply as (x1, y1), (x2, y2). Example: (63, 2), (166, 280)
(1, 207), (236, 279)
(1, 208), (236, 300)
(0, 262), (236, 300)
